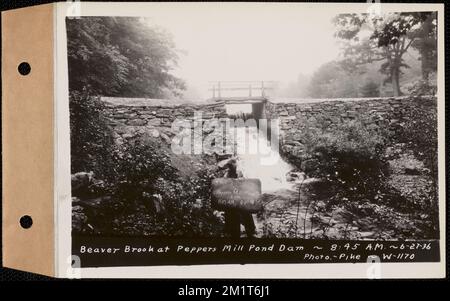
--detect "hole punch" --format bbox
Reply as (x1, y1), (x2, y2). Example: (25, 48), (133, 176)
(18, 62), (31, 75)
(19, 215), (33, 229)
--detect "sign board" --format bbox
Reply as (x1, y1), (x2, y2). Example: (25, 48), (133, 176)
(211, 178), (262, 213)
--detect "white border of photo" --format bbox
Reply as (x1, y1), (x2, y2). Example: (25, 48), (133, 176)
(55, 1), (446, 279)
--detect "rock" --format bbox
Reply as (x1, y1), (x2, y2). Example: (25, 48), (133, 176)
(347, 110), (358, 118)
(139, 114), (155, 119)
(290, 146), (305, 157)
(202, 112), (215, 119)
(160, 132), (171, 144)
(215, 151), (233, 161)
(156, 114), (170, 118)
(72, 197), (81, 205)
(71, 171), (93, 195)
(79, 196), (111, 208)
(217, 158), (232, 169)
(359, 231), (375, 239)
(291, 133), (303, 141)
(88, 179), (107, 195)
(72, 204), (89, 233)
(404, 167), (422, 175)
(281, 145), (293, 153)
(112, 113), (126, 119)
(284, 140), (303, 146)
(107, 119), (124, 126)
(139, 110), (157, 115)
(127, 119), (147, 126)
(286, 171), (305, 182)
(287, 171), (305, 179)
(202, 126), (215, 135)
(150, 129), (160, 137)
(122, 133), (135, 139)
(301, 159), (319, 173)
(388, 151), (425, 175)
(147, 119), (161, 126)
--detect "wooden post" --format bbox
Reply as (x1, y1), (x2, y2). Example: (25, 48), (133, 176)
(212, 85), (215, 99)
(261, 81), (265, 97)
(218, 81), (221, 98)
(249, 84), (252, 97)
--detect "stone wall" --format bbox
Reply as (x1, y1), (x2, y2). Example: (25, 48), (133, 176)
(101, 97), (232, 156)
(266, 96), (437, 166)
(102, 95), (437, 165)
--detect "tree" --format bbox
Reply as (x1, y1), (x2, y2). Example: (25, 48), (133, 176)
(66, 17), (185, 98)
(333, 12), (437, 96)
(410, 13), (437, 81)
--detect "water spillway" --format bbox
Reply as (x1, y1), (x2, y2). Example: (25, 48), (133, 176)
(232, 125), (294, 193)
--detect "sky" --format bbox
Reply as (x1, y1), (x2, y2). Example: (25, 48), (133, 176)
(144, 4), (341, 99)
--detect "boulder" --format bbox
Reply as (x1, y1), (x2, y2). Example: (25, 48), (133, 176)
(286, 171), (306, 182)
(301, 159), (320, 173)
(122, 133), (135, 139)
(404, 167), (422, 175)
(72, 204), (89, 233)
(217, 157), (235, 169)
(71, 171), (93, 195)
(147, 118), (161, 126)
(284, 140), (303, 146)
(127, 119), (147, 126)
(159, 132), (172, 144)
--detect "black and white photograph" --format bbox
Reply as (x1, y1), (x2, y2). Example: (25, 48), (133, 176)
(65, 3), (444, 270)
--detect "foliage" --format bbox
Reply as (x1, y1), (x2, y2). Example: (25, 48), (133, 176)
(397, 101), (438, 220)
(142, 169), (224, 237)
(69, 90), (116, 178)
(110, 138), (178, 205)
(106, 169), (223, 237)
(297, 119), (435, 217)
(301, 121), (391, 205)
(333, 12), (437, 96)
(410, 13), (437, 80)
(72, 134), (224, 237)
(406, 79), (437, 96)
(303, 53), (426, 99)
(399, 103), (437, 177)
(66, 17), (185, 98)
(287, 115), (439, 239)
(360, 80), (380, 97)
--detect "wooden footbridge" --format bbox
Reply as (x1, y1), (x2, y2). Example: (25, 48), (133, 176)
(208, 81), (277, 120)
(208, 81), (276, 104)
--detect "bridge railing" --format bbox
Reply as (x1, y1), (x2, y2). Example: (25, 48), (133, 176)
(208, 81), (276, 100)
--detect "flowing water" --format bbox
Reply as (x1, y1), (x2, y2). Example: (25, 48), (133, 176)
(223, 101), (333, 238)
(233, 125), (294, 193)
(230, 123), (329, 238)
